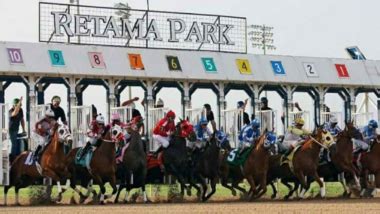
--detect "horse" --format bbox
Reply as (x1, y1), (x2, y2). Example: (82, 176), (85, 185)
(65, 129), (118, 204)
(360, 135), (380, 196)
(4, 124), (72, 205)
(291, 127), (329, 198)
(162, 119), (196, 197)
(268, 122), (360, 199)
(190, 133), (228, 202)
(220, 132), (275, 200)
(114, 126), (148, 203)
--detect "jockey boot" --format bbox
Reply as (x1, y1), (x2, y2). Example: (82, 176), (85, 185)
(79, 142), (91, 160)
(284, 146), (294, 157)
(33, 145), (42, 162)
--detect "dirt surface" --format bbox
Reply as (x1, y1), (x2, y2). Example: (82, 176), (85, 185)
(2, 198), (380, 214)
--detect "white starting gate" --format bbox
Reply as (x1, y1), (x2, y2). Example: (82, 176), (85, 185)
(255, 110), (277, 134)
(185, 107), (206, 125)
(29, 104), (50, 150)
(321, 111), (344, 128)
(353, 112), (375, 129)
(70, 106), (92, 148)
(148, 107), (169, 151)
(288, 111), (311, 130)
(221, 108), (243, 148)
(0, 104), (10, 185)
(110, 106), (133, 123)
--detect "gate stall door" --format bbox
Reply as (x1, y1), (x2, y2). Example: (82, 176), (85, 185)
(353, 112), (375, 129)
(288, 111), (311, 130)
(70, 106), (92, 148)
(222, 108), (243, 148)
(0, 104), (10, 185)
(30, 105), (50, 150)
(110, 106), (133, 123)
(255, 110), (277, 134)
(321, 111), (344, 128)
(148, 107), (168, 151)
(185, 107), (206, 125)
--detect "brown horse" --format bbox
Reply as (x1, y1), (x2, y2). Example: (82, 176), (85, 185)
(4, 124), (73, 205)
(65, 129), (117, 204)
(360, 135), (380, 196)
(220, 132), (275, 200)
(292, 127), (329, 198)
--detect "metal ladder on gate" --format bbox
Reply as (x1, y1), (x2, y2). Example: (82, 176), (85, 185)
(0, 104), (10, 186)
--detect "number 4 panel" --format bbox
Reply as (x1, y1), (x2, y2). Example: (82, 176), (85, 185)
(88, 52), (106, 69)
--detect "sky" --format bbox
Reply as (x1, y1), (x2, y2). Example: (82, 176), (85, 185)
(0, 0), (379, 132)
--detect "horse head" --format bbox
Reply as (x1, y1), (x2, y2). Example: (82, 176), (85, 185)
(111, 124), (125, 142)
(175, 119), (196, 142)
(57, 124), (73, 146)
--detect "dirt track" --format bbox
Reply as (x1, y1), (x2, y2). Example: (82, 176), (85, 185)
(2, 198), (380, 214)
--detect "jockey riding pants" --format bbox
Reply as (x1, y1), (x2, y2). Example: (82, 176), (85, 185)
(352, 138), (369, 152)
(32, 132), (49, 147)
(153, 134), (170, 148)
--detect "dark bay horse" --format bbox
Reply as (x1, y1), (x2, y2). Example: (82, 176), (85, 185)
(65, 130), (117, 204)
(360, 135), (380, 196)
(162, 120), (196, 197)
(114, 127), (147, 203)
(4, 124), (72, 205)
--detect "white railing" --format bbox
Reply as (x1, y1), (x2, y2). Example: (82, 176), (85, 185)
(148, 107), (169, 151)
(321, 111), (344, 128)
(221, 108), (243, 148)
(255, 110), (277, 134)
(353, 112), (375, 129)
(0, 104), (9, 185)
(288, 111), (311, 131)
(185, 107), (206, 125)
(110, 106), (133, 123)
(70, 106), (92, 148)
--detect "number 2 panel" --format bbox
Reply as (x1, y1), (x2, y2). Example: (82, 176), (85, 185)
(88, 52), (106, 68)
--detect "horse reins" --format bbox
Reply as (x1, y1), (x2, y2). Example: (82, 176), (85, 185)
(309, 136), (329, 150)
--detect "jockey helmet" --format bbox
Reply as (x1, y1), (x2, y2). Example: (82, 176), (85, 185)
(261, 97), (268, 104)
(294, 117), (305, 126)
(51, 95), (61, 103)
(96, 114), (105, 124)
(266, 132), (277, 144)
(250, 118), (260, 128)
(45, 108), (55, 118)
(237, 101), (244, 108)
(199, 117), (208, 126)
(368, 120), (378, 129)
(166, 110), (176, 119)
(13, 98), (20, 105)
(156, 98), (164, 107)
(216, 130), (227, 142)
(329, 116), (338, 124)
(111, 112), (121, 121)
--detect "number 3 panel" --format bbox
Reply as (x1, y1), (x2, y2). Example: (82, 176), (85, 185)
(48, 50), (65, 66)
(88, 52), (106, 68)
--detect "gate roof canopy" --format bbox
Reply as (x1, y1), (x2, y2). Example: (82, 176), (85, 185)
(0, 41), (379, 89)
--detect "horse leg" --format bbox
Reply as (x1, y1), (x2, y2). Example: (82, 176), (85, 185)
(141, 185), (150, 203)
(245, 175), (256, 201)
(372, 172), (380, 197)
(312, 171), (325, 198)
(4, 185), (11, 206)
(254, 176), (268, 199)
(281, 180), (293, 200)
(232, 180), (247, 196)
(269, 181), (277, 199)
(42, 169), (64, 202)
(295, 171), (307, 199)
(114, 183), (124, 204)
(92, 175), (106, 205)
(204, 176), (217, 202)
(104, 175), (117, 200)
(220, 176), (237, 196)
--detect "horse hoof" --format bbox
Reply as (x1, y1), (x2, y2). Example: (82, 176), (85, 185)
(271, 194), (276, 199)
(284, 195), (290, 201)
(100, 201), (105, 205)
(123, 200), (128, 204)
(186, 188), (192, 197)
(231, 190), (237, 197)
(145, 199), (152, 204)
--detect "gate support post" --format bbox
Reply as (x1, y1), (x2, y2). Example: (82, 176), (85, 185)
(27, 76), (37, 139)
(347, 87), (357, 122)
(282, 85), (296, 129)
(182, 82), (191, 119)
(215, 82), (226, 131)
(316, 86), (328, 126)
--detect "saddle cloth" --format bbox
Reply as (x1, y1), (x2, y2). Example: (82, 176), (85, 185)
(227, 147), (254, 167)
(280, 145), (302, 173)
(75, 148), (94, 168)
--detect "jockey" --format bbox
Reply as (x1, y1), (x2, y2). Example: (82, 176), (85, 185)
(281, 118), (311, 155)
(323, 116), (342, 138)
(238, 119), (260, 155)
(152, 110), (176, 156)
(216, 130), (229, 148)
(32, 109), (56, 161)
(78, 114), (107, 160)
(353, 120), (378, 153)
(190, 117), (212, 150)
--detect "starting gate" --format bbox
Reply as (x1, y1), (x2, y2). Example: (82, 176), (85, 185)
(110, 106), (133, 123)
(29, 104), (50, 150)
(0, 104), (9, 185)
(185, 107), (206, 125)
(148, 107), (169, 151)
(255, 110), (277, 134)
(221, 108), (243, 148)
(288, 111), (311, 130)
(70, 106), (92, 148)
(321, 111), (344, 128)
(353, 112), (375, 129)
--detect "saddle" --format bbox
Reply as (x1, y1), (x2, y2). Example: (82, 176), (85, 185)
(75, 147), (94, 170)
(280, 145), (302, 173)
